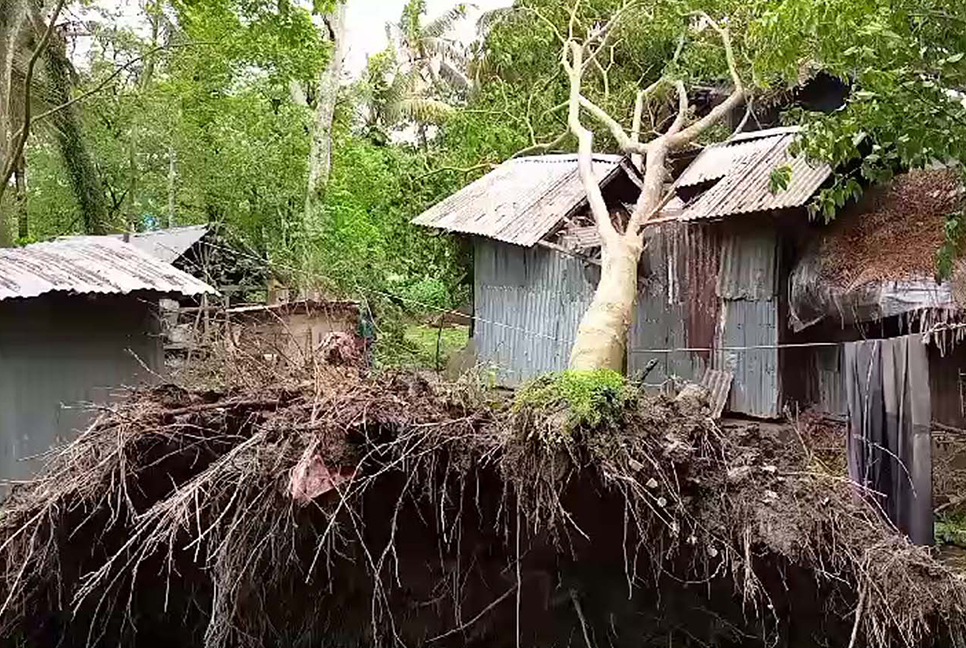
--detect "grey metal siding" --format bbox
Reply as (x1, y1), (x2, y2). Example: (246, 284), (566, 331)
(715, 299), (780, 418)
(474, 240), (595, 385)
(0, 295), (163, 483)
(476, 220), (783, 420)
(713, 224), (781, 418)
(717, 228), (778, 300)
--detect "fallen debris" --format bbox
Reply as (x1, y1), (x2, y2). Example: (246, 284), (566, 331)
(0, 367), (964, 647)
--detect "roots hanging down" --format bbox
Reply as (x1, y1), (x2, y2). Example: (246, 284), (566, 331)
(0, 365), (965, 647)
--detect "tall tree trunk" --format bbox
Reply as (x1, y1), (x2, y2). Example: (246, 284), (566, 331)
(562, 17), (744, 373)
(42, 26), (111, 234)
(166, 143), (176, 228)
(303, 1), (346, 228)
(0, 0), (27, 244)
(14, 152), (26, 239)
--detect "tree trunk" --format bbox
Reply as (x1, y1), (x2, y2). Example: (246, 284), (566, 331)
(42, 27), (111, 234)
(167, 143), (176, 228)
(568, 144), (666, 371)
(14, 153), (26, 239)
(304, 1), (346, 227)
(562, 15), (742, 374)
(0, 0), (27, 244)
(568, 239), (642, 371)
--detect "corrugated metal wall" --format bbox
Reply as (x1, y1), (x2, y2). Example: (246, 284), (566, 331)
(475, 240), (596, 385)
(474, 221), (783, 418)
(628, 223), (718, 384)
(714, 226), (781, 418)
(0, 295), (163, 483)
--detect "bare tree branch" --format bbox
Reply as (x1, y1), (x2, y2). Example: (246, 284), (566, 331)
(667, 13), (744, 147)
(728, 96), (754, 140)
(630, 89), (645, 169)
(566, 41), (620, 247)
(509, 130), (570, 159)
(664, 80), (689, 138)
(520, 7), (565, 47)
(578, 95), (648, 155)
(0, 0), (67, 210)
(581, 0), (637, 70)
(567, 0), (582, 43)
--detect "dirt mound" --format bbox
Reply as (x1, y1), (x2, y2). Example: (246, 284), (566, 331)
(1, 368), (964, 647)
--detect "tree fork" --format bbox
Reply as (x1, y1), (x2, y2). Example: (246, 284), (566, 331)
(564, 8), (744, 372)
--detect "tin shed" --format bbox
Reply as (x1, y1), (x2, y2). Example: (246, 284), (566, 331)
(413, 129), (832, 418)
(0, 237), (216, 482)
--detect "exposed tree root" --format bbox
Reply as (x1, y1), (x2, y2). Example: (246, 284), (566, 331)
(0, 366), (964, 647)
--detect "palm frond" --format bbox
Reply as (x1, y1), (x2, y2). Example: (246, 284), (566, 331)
(475, 6), (514, 35)
(398, 95), (454, 123)
(421, 4), (467, 40)
(421, 36), (466, 66)
(437, 59), (470, 90)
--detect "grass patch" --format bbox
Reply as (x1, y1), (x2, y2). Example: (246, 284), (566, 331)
(937, 511), (966, 547)
(377, 324), (469, 369)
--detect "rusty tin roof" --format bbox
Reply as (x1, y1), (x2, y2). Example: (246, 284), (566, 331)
(412, 154), (639, 247)
(0, 237), (217, 301)
(678, 127), (832, 221)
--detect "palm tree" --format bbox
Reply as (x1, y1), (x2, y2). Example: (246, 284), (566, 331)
(388, 0), (471, 93)
(358, 0), (474, 141)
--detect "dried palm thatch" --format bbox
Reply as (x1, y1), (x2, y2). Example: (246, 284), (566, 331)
(0, 364), (964, 647)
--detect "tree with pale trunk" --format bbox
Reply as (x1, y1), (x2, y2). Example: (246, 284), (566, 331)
(561, 4), (743, 372)
(304, 0), (346, 226)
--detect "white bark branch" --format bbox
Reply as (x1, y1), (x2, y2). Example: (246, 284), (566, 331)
(566, 41), (619, 247)
(630, 89), (644, 170)
(578, 95), (648, 155)
(665, 80), (689, 138)
(667, 14), (744, 147)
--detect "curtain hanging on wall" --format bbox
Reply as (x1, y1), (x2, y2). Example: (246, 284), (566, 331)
(844, 335), (933, 546)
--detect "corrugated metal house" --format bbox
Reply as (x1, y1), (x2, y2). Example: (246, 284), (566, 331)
(414, 153), (643, 386)
(414, 129), (835, 418)
(0, 237), (216, 482)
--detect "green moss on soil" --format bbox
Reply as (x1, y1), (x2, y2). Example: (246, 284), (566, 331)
(513, 369), (635, 436)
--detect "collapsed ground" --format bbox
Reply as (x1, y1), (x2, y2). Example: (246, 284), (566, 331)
(1, 364), (965, 647)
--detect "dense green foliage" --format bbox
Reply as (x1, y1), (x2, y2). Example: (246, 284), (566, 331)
(7, 0), (966, 348)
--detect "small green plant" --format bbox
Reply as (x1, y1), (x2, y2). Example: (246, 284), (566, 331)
(937, 210), (965, 281)
(936, 511), (966, 547)
(514, 369), (634, 433)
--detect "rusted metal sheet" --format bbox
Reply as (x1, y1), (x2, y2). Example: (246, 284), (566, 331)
(700, 368), (734, 419)
(684, 223), (720, 360)
(413, 154), (636, 247)
(679, 127), (832, 221)
(717, 226), (778, 300)
(627, 222), (717, 384)
(715, 299), (781, 418)
(61, 225), (209, 264)
(0, 237), (216, 301)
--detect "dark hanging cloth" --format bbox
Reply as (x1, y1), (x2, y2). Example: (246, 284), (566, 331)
(844, 336), (933, 546)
